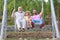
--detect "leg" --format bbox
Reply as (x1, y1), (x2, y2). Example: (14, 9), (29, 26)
(31, 20), (36, 28)
(31, 22), (34, 28)
(40, 22), (45, 28)
(26, 21), (30, 29)
(21, 19), (26, 32)
(21, 19), (26, 29)
(38, 20), (44, 28)
(26, 21), (29, 28)
(16, 20), (21, 30)
(29, 21), (32, 28)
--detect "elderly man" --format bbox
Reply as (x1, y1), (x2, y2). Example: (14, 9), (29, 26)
(11, 7), (26, 32)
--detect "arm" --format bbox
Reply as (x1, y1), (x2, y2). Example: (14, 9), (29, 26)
(39, 11), (43, 17)
(11, 9), (15, 18)
(39, 6), (43, 17)
(39, 2), (43, 17)
(29, 16), (32, 21)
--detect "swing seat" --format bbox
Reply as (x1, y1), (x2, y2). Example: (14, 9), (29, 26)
(34, 22), (42, 25)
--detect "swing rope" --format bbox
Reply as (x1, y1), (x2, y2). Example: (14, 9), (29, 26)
(14, 0), (17, 32)
(41, 0), (44, 14)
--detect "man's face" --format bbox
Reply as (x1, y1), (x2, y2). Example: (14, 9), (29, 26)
(18, 7), (23, 12)
(33, 10), (37, 14)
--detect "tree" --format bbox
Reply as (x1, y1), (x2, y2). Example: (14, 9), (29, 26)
(53, 0), (60, 32)
(0, 0), (51, 25)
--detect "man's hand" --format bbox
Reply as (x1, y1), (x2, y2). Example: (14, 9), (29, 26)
(11, 9), (15, 18)
(13, 9), (15, 12)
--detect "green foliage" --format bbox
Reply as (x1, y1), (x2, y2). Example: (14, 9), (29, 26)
(0, 0), (51, 25)
(0, 0), (3, 15)
(0, 0), (51, 16)
(44, 1), (51, 19)
(53, 0), (60, 18)
(15, 0), (42, 13)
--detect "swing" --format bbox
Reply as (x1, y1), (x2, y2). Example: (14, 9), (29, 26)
(13, 0), (44, 31)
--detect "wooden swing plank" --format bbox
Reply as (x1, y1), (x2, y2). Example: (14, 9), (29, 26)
(7, 32), (52, 38)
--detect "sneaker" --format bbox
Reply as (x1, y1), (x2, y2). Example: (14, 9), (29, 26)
(18, 28), (21, 32)
(22, 28), (25, 32)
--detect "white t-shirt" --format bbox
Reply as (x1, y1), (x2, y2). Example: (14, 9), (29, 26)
(14, 11), (25, 20)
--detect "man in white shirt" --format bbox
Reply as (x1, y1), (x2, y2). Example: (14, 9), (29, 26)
(11, 7), (26, 32)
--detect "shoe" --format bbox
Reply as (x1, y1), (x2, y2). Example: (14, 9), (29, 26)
(27, 28), (30, 30)
(18, 28), (21, 32)
(22, 28), (25, 32)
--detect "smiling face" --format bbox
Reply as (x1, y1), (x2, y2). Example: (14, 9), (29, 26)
(33, 9), (37, 14)
(18, 7), (23, 12)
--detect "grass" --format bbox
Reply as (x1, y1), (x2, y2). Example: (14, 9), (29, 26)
(5, 38), (18, 40)
(5, 38), (49, 40)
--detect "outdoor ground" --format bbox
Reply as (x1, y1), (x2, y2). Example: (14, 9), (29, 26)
(0, 24), (56, 40)
(5, 31), (53, 40)
(5, 38), (60, 40)
(0, 25), (54, 40)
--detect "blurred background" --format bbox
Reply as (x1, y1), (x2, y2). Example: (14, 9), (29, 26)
(0, 0), (60, 40)
(0, 0), (60, 31)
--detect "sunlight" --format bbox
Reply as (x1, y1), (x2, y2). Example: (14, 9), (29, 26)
(44, 0), (48, 2)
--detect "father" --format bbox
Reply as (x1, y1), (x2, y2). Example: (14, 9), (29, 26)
(11, 7), (26, 32)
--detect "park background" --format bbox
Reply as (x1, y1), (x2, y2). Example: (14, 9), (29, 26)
(0, 0), (60, 26)
(0, 0), (60, 40)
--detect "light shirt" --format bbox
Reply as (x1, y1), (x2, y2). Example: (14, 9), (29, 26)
(14, 11), (25, 20)
(24, 16), (29, 21)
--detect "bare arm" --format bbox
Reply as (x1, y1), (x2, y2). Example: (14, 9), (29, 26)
(39, 12), (43, 16)
(39, 2), (43, 17)
(11, 9), (15, 18)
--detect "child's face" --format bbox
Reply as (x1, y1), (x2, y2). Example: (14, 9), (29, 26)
(25, 13), (29, 16)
